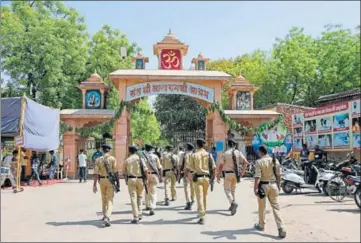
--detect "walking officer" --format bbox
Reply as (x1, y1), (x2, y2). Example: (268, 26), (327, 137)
(187, 138), (216, 225)
(180, 142), (196, 210)
(254, 145), (286, 238)
(142, 144), (163, 216)
(93, 144), (119, 227)
(123, 145), (148, 224)
(161, 145), (178, 206)
(217, 138), (248, 215)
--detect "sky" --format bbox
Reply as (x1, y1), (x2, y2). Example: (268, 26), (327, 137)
(2, 1), (360, 105)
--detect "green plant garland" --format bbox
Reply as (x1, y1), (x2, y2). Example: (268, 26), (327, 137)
(256, 115), (284, 134)
(61, 100), (283, 138)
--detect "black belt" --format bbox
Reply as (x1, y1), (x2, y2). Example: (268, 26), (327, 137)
(148, 172), (157, 175)
(223, 170), (235, 174)
(128, 175), (143, 179)
(190, 170), (195, 173)
(163, 169), (171, 172)
(260, 181), (276, 185)
(99, 176), (109, 179)
(195, 174), (210, 178)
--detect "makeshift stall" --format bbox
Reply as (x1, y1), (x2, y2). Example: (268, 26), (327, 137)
(1, 96), (60, 192)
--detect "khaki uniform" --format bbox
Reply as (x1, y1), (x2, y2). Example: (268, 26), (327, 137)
(123, 154), (148, 219)
(161, 152), (178, 200)
(254, 155), (284, 229)
(219, 149), (243, 204)
(94, 153), (117, 218)
(144, 152), (162, 210)
(189, 148), (216, 219)
(180, 151), (195, 203)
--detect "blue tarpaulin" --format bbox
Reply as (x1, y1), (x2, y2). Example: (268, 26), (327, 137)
(1, 97), (60, 151)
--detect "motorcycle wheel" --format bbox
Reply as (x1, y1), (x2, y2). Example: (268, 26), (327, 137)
(327, 176), (347, 202)
(354, 187), (361, 209)
(282, 181), (295, 194)
(322, 183), (329, 196)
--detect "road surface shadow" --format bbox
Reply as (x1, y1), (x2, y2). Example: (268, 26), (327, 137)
(327, 208), (360, 214)
(46, 220), (103, 228)
(111, 218), (137, 225)
(201, 227), (281, 240)
(178, 209), (230, 216)
(141, 216), (198, 225)
(280, 191), (318, 196)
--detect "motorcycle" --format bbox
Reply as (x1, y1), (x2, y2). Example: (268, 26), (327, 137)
(354, 179), (361, 209)
(281, 160), (336, 195)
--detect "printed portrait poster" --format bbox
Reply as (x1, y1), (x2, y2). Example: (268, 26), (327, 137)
(304, 119), (317, 134)
(333, 132), (351, 149)
(318, 134), (332, 149)
(352, 117), (361, 150)
(292, 114), (304, 127)
(317, 116), (332, 133)
(293, 127), (303, 138)
(305, 135), (317, 149)
(293, 138), (303, 150)
(333, 113), (350, 132)
(351, 100), (360, 117)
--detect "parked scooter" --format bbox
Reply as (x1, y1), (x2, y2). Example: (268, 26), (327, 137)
(281, 160), (336, 195)
(354, 179), (361, 209)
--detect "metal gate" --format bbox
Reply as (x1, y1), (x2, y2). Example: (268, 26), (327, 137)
(170, 130), (206, 147)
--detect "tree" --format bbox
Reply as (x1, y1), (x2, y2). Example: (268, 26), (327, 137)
(153, 95), (206, 139)
(1, 1), (88, 108)
(131, 98), (161, 145)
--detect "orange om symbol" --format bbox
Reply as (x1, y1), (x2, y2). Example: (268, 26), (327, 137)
(162, 50), (180, 69)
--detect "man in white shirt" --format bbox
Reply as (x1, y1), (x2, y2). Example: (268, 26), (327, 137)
(78, 149), (87, 183)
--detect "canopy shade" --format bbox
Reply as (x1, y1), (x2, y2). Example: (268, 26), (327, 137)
(1, 97), (60, 151)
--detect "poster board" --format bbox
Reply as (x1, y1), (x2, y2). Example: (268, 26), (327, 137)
(292, 99), (360, 151)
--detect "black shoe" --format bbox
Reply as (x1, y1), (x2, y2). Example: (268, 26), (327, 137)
(149, 210), (155, 216)
(79, 180), (82, 183)
(164, 199), (170, 206)
(230, 202), (238, 216)
(228, 206), (232, 211)
(184, 202), (191, 210)
(139, 215), (143, 221)
(171, 198), (176, 201)
(278, 228), (287, 238)
(197, 218), (205, 225)
(145, 207), (151, 210)
(131, 219), (139, 224)
(103, 217), (111, 227)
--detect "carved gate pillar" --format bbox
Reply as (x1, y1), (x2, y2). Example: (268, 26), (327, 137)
(63, 121), (77, 178)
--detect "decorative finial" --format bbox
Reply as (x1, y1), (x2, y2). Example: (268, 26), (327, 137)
(168, 28), (172, 35)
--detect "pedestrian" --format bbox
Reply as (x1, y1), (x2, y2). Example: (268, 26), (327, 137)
(217, 138), (248, 215)
(1, 150), (18, 192)
(300, 144), (310, 162)
(161, 145), (178, 206)
(123, 145), (148, 224)
(20, 148), (29, 182)
(27, 151), (42, 186)
(48, 150), (58, 180)
(188, 138), (216, 225)
(78, 149), (87, 183)
(93, 144), (118, 227)
(254, 145), (286, 238)
(142, 144), (163, 216)
(181, 142), (195, 210)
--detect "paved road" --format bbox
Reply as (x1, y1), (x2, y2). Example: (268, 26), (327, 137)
(1, 179), (360, 242)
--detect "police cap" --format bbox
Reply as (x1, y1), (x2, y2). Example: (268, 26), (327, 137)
(196, 138), (206, 145)
(165, 145), (173, 149)
(145, 144), (154, 150)
(186, 142), (195, 150)
(102, 144), (112, 150)
(129, 145), (138, 153)
(227, 139), (237, 145)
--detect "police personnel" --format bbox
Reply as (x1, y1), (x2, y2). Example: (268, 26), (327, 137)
(217, 139), (248, 215)
(180, 142), (195, 210)
(161, 145), (178, 206)
(123, 145), (148, 224)
(142, 144), (163, 216)
(188, 138), (216, 225)
(254, 145), (286, 238)
(93, 144), (118, 227)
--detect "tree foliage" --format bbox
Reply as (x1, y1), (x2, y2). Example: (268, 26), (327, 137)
(131, 98), (161, 145)
(153, 95), (206, 138)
